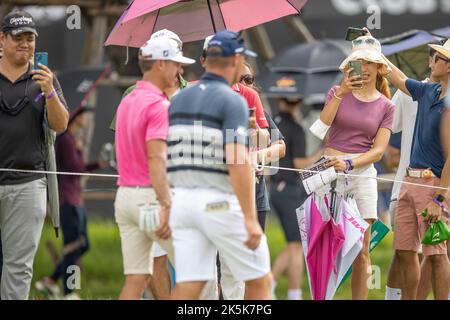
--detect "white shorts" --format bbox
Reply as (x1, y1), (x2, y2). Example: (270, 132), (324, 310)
(317, 154), (378, 220)
(170, 188), (270, 283)
(114, 187), (174, 275)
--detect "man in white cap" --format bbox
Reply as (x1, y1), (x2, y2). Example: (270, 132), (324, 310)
(383, 37), (450, 300)
(114, 36), (194, 300)
(109, 29), (189, 300)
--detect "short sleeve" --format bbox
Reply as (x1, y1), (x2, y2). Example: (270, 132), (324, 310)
(389, 132), (402, 149)
(405, 79), (427, 102)
(53, 76), (68, 110)
(145, 102), (169, 142)
(223, 95), (248, 146)
(379, 101), (395, 131)
(325, 86), (338, 105)
(292, 126), (306, 158)
(390, 89), (404, 133)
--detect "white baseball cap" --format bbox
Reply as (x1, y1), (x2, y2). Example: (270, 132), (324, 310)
(139, 37), (195, 65)
(203, 35), (214, 51)
(150, 29), (183, 48)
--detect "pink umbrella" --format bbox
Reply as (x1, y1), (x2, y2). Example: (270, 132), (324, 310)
(105, 0), (309, 47)
(306, 194), (345, 300)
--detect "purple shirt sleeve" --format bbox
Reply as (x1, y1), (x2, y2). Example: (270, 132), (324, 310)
(379, 101), (395, 131)
(325, 86), (338, 105)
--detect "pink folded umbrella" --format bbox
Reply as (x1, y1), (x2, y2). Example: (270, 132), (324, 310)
(105, 0), (309, 47)
(305, 195), (344, 300)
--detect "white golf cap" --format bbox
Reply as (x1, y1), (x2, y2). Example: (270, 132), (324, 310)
(140, 37), (195, 65)
(150, 29), (183, 48)
(203, 35), (214, 51)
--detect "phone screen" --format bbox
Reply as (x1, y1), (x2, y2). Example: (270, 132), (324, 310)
(34, 52), (48, 70)
(348, 60), (362, 78)
(345, 28), (365, 41)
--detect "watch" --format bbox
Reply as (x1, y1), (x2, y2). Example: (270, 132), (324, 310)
(347, 159), (354, 171)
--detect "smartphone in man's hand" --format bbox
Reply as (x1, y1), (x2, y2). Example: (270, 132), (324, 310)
(34, 52), (48, 70)
(345, 27), (366, 41)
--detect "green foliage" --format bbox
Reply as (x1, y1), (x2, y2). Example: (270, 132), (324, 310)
(30, 216), (394, 300)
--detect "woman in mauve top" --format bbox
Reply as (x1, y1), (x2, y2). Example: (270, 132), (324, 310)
(311, 31), (395, 300)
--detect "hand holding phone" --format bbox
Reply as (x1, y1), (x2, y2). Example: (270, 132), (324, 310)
(34, 52), (48, 70)
(347, 60), (363, 89)
(345, 27), (366, 41)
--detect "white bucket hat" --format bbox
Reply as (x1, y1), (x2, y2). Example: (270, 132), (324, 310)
(139, 37), (195, 65)
(428, 39), (450, 60)
(339, 36), (391, 72)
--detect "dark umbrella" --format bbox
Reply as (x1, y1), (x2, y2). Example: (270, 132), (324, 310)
(260, 39), (351, 104)
(267, 39), (351, 73)
(380, 28), (450, 79)
(259, 70), (344, 105)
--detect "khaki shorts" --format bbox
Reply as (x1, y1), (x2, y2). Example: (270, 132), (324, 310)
(114, 186), (173, 275)
(394, 176), (447, 256)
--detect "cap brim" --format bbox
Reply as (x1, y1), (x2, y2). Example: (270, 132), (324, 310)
(10, 27), (38, 37)
(171, 55), (196, 65)
(428, 44), (450, 60)
(243, 49), (257, 58)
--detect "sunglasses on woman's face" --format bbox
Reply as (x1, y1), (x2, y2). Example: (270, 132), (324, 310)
(435, 54), (450, 64)
(240, 74), (254, 86)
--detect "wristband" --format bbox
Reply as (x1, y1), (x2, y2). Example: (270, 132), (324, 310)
(432, 197), (449, 217)
(309, 118), (330, 140)
(333, 92), (342, 101)
(345, 159), (354, 171)
(46, 89), (56, 100)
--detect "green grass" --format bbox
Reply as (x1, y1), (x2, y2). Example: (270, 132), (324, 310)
(30, 215), (394, 300)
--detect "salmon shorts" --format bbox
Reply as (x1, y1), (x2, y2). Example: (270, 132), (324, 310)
(393, 176), (448, 256)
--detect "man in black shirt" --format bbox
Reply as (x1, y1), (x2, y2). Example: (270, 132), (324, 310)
(270, 98), (322, 300)
(0, 10), (68, 300)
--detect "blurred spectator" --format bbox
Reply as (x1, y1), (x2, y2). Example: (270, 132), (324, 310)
(270, 98), (322, 300)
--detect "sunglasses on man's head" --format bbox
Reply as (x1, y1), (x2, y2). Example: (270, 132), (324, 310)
(240, 74), (254, 86)
(435, 54), (450, 64)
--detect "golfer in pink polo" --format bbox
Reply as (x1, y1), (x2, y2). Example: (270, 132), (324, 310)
(114, 36), (194, 300)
